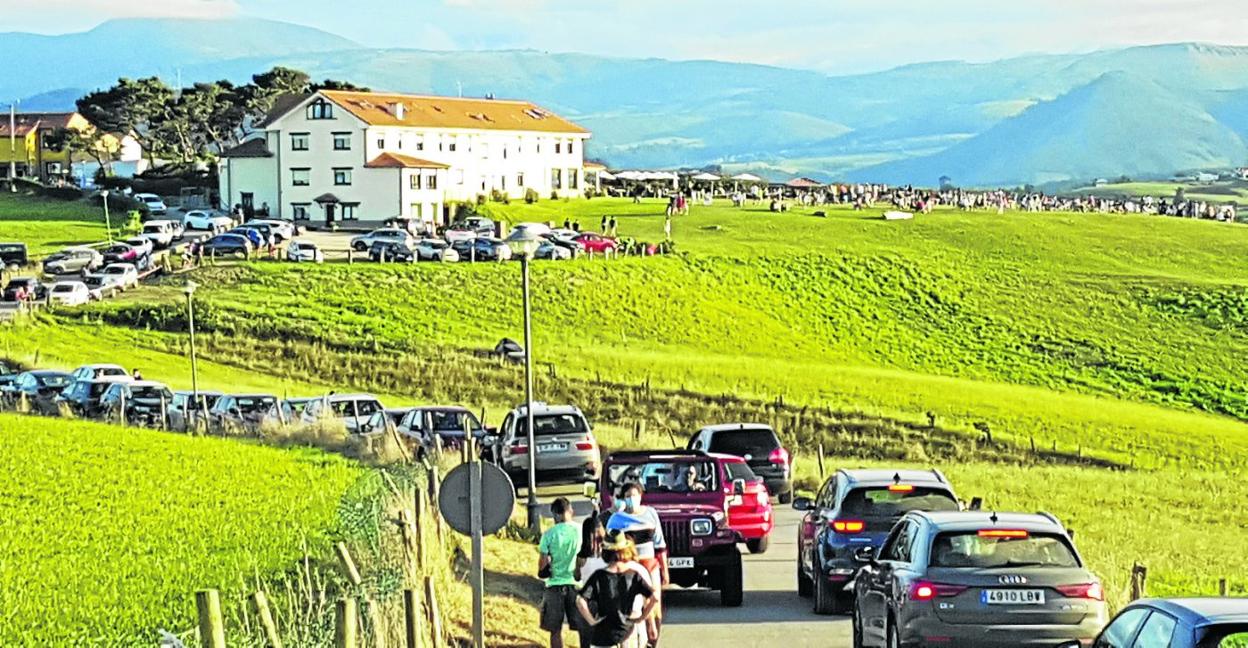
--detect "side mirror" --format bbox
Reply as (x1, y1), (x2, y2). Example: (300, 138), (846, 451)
(582, 481), (598, 499)
(732, 478), (746, 496)
(791, 496), (814, 511)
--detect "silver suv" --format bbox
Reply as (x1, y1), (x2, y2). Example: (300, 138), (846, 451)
(495, 402), (601, 486)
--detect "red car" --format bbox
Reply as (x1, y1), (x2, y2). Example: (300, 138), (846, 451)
(574, 232), (618, 254)
(724, 456), (775, 554)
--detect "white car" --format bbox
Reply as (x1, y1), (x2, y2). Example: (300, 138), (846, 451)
(48, 281), (91, 307)
(416, 239), (459, 262)
(100, 263), (139, 291)
(183, 210), (234, 232)
(124, 236), (154, 257)
(301, 393), (387, 434)
(286, 241), (324, 263)
(134, 193), (167, 216)
(510, 222), (554, 238)
(139, 220), (182, 247)
(250, 219), (296, 242)
(351, 228), (411, 251)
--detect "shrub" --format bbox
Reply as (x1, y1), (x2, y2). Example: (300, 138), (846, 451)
(475, 194), (487, 207)
(524, 188), (539, 204)
(550, 190), (560, 201)
(490, 189), (509, 204)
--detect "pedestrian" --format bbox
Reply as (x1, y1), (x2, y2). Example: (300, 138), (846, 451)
(576, 531), (657, 648)
(608, 217), (617, 237)
(606, 483), (666, 644)
(600, 216), (608, 232)
(663, 215), (672, 242)
(564, 218), (572, 231)
(573, 220), (581, 233)
(132, 368), (143, 380)
(539, 497), (582, 648)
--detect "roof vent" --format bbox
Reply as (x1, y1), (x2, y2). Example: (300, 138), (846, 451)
(523, 108), (546, 120)
(391, 102), (405, 119)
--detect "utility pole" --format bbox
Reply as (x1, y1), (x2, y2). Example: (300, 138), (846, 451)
(8, 102), (16, 192)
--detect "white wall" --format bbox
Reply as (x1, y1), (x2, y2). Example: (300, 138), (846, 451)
(219, 152), (279, 215)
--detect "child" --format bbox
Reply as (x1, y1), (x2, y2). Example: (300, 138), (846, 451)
(577, 532), (657, 648)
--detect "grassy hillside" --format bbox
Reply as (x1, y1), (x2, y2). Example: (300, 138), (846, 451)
(0, 192), (112, 256)
(0, 414), (367, 645)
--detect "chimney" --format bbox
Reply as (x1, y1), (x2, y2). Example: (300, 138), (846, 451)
(391, 102), (405, 119)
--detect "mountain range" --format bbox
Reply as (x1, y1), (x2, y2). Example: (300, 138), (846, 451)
(4, 18), (1248, 187)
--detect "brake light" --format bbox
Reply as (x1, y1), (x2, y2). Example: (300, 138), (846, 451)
(831, 519), (865, 534)
(978, 529), (1029, 539)
(509, 444), (529, 455)
(576, 441), (594, 451)
(909, 581), (968, 601)
(888, 484), (915, 493)
(768, 447), (790, 465)
(1056, 582), (1104, 601)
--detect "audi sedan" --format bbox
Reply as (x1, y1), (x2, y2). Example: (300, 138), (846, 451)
(853, 511), (1106, 648)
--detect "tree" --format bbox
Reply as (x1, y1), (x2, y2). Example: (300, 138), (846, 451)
(242, 66), (312, 120)
(44, 127), (118, 175)
(77, 77), (175, 166)
(175, 81), (248, 155)
(312, 79), (371, 92)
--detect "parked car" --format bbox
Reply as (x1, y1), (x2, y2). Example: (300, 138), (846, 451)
(544, 231), (584, 258)
(81, 273), (115, 300)
(3, 277), (47, 301)
(357, 407), (413, 437)
(494, 402), (600, 486)
(445, 216), (496, 241)
(281, 397), (316, 422)
(796, 469), (960, 614)
(574, 232), (619, 254)
(134, 193), (168, 215)
(47, 281), (91, 307)
(590, 449), (746, 607)
(853, 511), (1106, 648)
(721, 459), (775, 554)
(0, 362), (17, 389)
(247, 219), (295, 242)
(384, 217), (425, 236)
(415, 239), (459, 262)
(197, 234), (251, 258)
(56, 377), (133, 418)
(301, 393), (386, 433)
(3, 370), (74, 413)
(139, 220), (182, 248)
(236, 222), (276, 247)
(1095, 598), (1248, 648)
(0, 242), (29, 269)
(227, 227), (264, 248)
(70, 363), (129, 382)
(369, 240), (418, 263)
(209, 393), (283, 433)
(451, 237), (512, 262)
(98, 381), (176, 427)
(102, 243), (140, 266)
(99, 264), (140, 291)
(351, 228), (411, 252)
(124, 236), (155, 258)
(689, 423), (792, 503)
(169, 391), (224, 432)
(397, 406), (489, 459)
(42, 247), (102, 275)
(183, 210), (233, 232)
(535, 240), (573, 260)
(286, 241), (324, 263)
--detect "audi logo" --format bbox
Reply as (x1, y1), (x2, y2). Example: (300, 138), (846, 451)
(998, 575), (1028, 585)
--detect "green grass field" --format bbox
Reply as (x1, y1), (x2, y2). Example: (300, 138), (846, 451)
(0, 192), (117, 256)
(1073, 180), (1248, 205)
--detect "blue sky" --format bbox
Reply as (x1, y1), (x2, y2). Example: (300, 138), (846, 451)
(4, 0), (1247, 72)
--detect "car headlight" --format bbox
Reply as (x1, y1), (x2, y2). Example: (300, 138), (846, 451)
(691, 518), (714, 536)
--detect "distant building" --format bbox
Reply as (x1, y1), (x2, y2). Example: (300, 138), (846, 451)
(1237, 167), (1248, 181)
(0, 111), (145, 186)
(219, 89), (592, 229)
(1093, 178), (1110, 187)
(1195, 172), (1219, 183)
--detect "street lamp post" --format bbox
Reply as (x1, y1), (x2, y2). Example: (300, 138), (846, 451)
(506, 229), (542, 536)
(185, 280), (205, 432)
(100, 189), (113, 243)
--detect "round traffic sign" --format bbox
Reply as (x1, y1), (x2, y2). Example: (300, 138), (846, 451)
(438, 462), (516, 536)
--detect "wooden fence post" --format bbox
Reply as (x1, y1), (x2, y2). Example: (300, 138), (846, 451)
(414, 487), (428, 573)
(336, 542), (363, 587)
(195, 589), (227, 648)
(424, 576), (443, 648)
(1219, 578), (1228, 596)
(251, 590), (283, 648)
(817, 442), (826, 480)
(335, 598), (358, 648)
(403, 588), (423, 648)
(1130, 563), (1148, 601)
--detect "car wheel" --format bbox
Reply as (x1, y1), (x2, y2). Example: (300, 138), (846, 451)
(813, 560), (837, 615)
(747, 536), (770, 554)
(778, 490), (793, 505)
(719, 550), (744, 607)
(353, 242), (367, 252)
(797, 561), (813, 598)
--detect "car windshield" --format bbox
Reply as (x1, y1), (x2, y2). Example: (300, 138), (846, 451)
(103, 267), (126, 274)
(236, 397), (276, 413)
(89, 382), (115, 396)
(607, 460), (718, 494)
(330, 399), (382, 416)
(428, 410), (483, 435)
(106, 246), (129, 254)
(929, 531), (1080, 569)
(142, 225), (163, 233)
(706, 429), (778, 458)
(84, 277), (103, 287)
(517, 413), (587, 437)
(0, 244), (23, 253)
(52, 285), (76, 292)
(130, 386), (170, 400)
(841, 486), (959, 519)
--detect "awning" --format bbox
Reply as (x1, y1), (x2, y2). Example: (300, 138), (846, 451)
(731, 173), (764, 182)
(313, 193), (341, 204)
(690, 172), (721, 181)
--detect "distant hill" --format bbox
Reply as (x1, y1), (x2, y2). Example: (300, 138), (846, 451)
(4, 18), (1248, 185)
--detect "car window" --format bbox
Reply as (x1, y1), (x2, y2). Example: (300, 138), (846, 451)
(706, 428), (778, 458)
(880, 521), (914, 562)
(235, 397), (276, 413)
(429, 410), (481, 434)
(40, 374), (71, 388)
(1096, 608), (1151, 648)
(841, 487), (960, 519)
(1132, 611), (1178, 648)
(606, 460), (718, 494)
(356, 400), (383, 416)
(518, 413), (587, 437)
(929, 531), (1080, 569)
(1215, 631), (1248, 648)
(724, 461), (758, 482)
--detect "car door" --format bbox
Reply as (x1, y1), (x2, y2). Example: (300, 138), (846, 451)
(860, 520), (914, 645)
(802, 477), (833, 574)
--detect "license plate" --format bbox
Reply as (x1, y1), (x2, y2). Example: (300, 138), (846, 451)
(667, 557), (694, 569)
(982, 589), (1046, 605)
(537, 442), (568, 453)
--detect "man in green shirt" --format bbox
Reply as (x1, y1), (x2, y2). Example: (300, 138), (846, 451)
(539, 497), (583, 647)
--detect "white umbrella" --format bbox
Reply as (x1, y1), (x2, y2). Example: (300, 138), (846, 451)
(731, 173), (764, 182)
(691, 172), (721, 181)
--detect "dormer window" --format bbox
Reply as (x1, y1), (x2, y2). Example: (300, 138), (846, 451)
(307, 99), (334, 120)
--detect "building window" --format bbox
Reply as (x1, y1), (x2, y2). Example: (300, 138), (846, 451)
(410, 173), (422, 190)
(568, 169), (579, 190)
(341, 203), (359, 221)
(551, 168), (563, 190)
(555, 141), (562, 154)
(291, 203), (311, 220)
(291, 168), (311, 186)
(333, 133), (351, 151)
(427, 173), (438, 190)
(448, 139), (457, 152)
(376, 136), (386, 150)
(455, 169), (464, 185)
(415, 135), (424, 151)
(45, 162), (63, 175)
(333, 168), (352, 185)
(290, 133), (309, 151)
(517, 172), (525, 188)
(307, 99), (334, 120)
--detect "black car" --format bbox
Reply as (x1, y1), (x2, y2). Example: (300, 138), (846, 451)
(98, 381), (176, 427)
(795, 469), (959, 614)
(0, 242), (28, 268)
(197, 234), (251, 258)
(3, 277), (47, 301)
(1095, 598), (1248, 648)
(56, 378), (133, 418)
(369, 240), (417, 263)
(450, 237), (507, 262)
(4, 370), (74, 414)
(688, 423), (792, 503)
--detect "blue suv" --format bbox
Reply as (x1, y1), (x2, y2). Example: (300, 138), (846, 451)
(794, 469), (959, 614)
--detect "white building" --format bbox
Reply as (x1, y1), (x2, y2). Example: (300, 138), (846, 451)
(219, 90), (592, 229)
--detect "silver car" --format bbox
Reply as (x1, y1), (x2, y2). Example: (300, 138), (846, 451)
(301, 393), (386, 433)
(495, 402), (601, 486)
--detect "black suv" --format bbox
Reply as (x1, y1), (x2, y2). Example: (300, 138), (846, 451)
(3, 277), (47, 301)
(688, 423), (792, 503)
(0, 242), (28, 268)
(369, 240), (417, 263)
(795, 469), (959, 614)
(56, 378), (133, 418)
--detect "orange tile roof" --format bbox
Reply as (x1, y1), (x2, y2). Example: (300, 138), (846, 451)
(364, 152), (451, 169)
(0, 112), (79, 138)
(319, 90), (589, 135)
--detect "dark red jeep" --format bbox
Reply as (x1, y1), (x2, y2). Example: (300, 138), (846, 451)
(589, 450), (747, 607)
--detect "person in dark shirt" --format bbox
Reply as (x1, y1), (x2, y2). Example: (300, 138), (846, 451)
(576, 532), (657, 648)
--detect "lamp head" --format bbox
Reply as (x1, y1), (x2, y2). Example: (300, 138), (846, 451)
(505, 228), (541, 259)
(184, 280), (197, 296)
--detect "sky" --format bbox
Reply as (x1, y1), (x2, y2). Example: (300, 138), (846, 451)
(2, 0), (1247, 73)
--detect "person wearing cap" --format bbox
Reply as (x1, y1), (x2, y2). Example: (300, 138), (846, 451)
(577, 531), (657, 648)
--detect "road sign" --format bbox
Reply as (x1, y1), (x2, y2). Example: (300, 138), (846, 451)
(438, 461), (516, 536)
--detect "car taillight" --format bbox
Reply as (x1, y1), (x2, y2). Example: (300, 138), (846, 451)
(887, 483), (914, 493)
(978, 529), (1029, 539)
(830, 519), (865, 534)
(1056, 582), (1103, 601)
(509, 443), (528, 455)
(768, 447), (790, 465)
(576, 441), (594, 451)
(909, 581), (967, 601)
